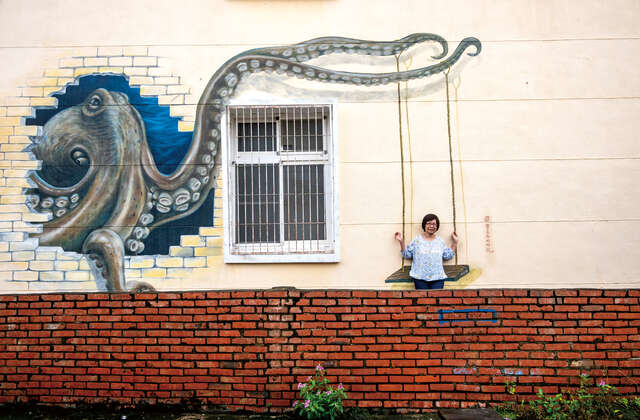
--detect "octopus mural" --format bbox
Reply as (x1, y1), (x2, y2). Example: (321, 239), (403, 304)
(25, 33), (481, 292)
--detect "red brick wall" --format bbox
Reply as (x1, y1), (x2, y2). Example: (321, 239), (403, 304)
(1, 289), (639, 412)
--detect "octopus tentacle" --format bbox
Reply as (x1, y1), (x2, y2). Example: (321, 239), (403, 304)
(28, 165), (97, 197)
(243, 33), (450, 61)
(139, 36), (480, 231)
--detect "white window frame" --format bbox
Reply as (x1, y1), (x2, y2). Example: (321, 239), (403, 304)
(222, 99), (340, 263)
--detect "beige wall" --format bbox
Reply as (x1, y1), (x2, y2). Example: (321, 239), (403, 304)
(0, 0), (638, 292)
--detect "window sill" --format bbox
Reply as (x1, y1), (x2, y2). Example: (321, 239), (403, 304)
(224, 252), (340, 263)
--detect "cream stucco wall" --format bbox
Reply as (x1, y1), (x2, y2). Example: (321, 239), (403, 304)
(0, 0), (638, 292)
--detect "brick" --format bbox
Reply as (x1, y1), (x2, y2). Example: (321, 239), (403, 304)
(109, 57), (133, 66)
(123, 46), (148, 56)
(155, 257), (182, 268)
(140, 85), (166, 96)
(133, 56), (157, 66)
(98, 47), (123, 56)
(84, 57), (108, 66)
(180, 235), (204, 247)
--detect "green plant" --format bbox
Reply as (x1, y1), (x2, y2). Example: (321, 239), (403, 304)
(496, 374), (640, 420)
(292, 364), (347, 420)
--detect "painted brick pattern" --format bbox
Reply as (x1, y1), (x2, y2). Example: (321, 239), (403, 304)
(0, 47), (223, 291)
(0, 289), (638, 412)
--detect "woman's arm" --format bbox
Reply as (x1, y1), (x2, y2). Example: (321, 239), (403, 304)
(450, 232), (458, 250)
(394, 232), (406, 252)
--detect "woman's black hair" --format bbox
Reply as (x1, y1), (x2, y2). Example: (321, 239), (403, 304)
(421, 213), (440, 231)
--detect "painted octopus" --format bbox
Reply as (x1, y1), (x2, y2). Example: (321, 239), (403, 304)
(26, 33), (481, 292)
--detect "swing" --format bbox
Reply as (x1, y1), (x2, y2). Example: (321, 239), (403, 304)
(385, 67), (470, 289)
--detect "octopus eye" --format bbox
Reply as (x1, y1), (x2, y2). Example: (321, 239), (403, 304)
(82, 91), (107, 117)
(88, 95), (102, 109)
(71, 148), (90, 166)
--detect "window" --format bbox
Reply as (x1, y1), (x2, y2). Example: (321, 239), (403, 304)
(224, 104), (338, 262)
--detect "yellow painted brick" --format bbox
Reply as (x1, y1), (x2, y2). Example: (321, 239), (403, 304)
(214, 217), (223, 227)
(148, 66), (172, 77)
(7, 178), (35, 188)
(30, 260), (54, 271)
(214, 188), (223, 198)
(169, 105), (193, 117)
(133, 56), (157, 66)
(79, 259), (90, 270)
(56, 251), (80, 261)
(14, 271), (38, 281)
(65, 271), (90, 281)
(0, 213), (20, 222)
(98, 46), (123, 56)
(5, 152), (31, 160)
(12, 221), (42, 234)
(1, 143), (27, 153)
(194, 247), (222, 257)
(45, 68), (75, 78)
(0, 117), (21, 127)
(178, 121), (194, 132)
(6, 97), (29, 106)
(206, 256), (224, 266)
(0, 127), (13, 135)
(57, 78), (75, 86)
(140, 85), (166, 96)
(166, 268), (192, 278)
(75, 67), (99, 77)
(7, 106), (31, 117)
(12, 251), (34, 261)
(0, 204), (28, 212)
(206, 237), (223, 247)
(183, 257), (206, 268)
(124, 67), (148, 76)
(40, 271), (63, 281)
(0, 242), (8, 252)
(128, 76), (154, 85)
(98, 67), (124, 74)
(0, 261), (28, 270)
(9, 137), (33, 145)
(199, 227), (223, 236)
(35, 251), (56, 260)
(12, 161), (40, 170)
(27, 77), (58, 87)
(154, 76), (179, 85)
(84, 57), (108, 66)
(29, 97), (57, 107)
(72, 47), (98, 57)
(109, 56), (132, 66)
(155, 256), (183, 268)
(55, 260), (78, 271)
(124, 268), (140, 278)
(21, 87), (43, 97)
(180, 235), (204, 247)
(0, 108), (6, 117)
(167, 85), (190, 95)
(43, 87), (61, 96)
(169, 246), (194, 257)
(123, 46), (148, 56)
(1, 195), (27, 205)
(14, 126), (39, 136)
(142, 268), (166, 278)
(129, 257), (155, 269)
(157, 95), (184, 105)
(0, 254), (10, 262)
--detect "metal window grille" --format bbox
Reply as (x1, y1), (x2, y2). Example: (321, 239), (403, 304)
(227, 105), (334, 256)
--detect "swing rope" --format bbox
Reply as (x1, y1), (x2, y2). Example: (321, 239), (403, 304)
(445, 70), (458, 265)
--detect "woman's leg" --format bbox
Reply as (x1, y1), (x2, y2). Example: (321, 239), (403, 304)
(428, 279), (445, 289)
(412, 278), (430, 290)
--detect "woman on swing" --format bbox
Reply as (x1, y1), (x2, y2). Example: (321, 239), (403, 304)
(394, 213), (458, 290)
